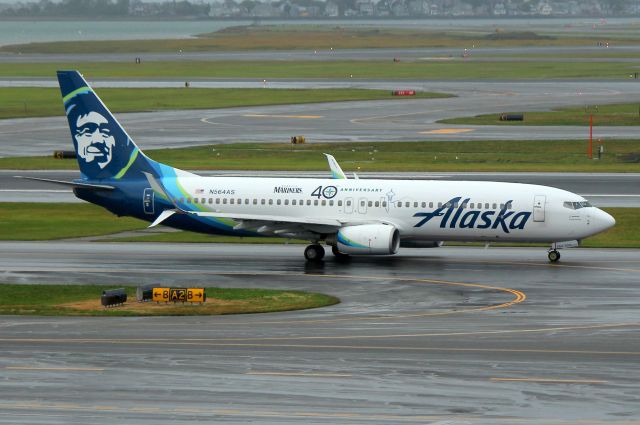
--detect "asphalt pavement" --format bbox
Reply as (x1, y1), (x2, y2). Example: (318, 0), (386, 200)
(0, 242), (638, 424)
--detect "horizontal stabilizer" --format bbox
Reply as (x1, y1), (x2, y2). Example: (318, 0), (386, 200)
(14, 176), (114, 190)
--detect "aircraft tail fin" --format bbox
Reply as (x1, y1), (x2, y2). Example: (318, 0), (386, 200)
(57, 70), (158, 181)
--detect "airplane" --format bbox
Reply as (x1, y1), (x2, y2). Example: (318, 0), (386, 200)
(21, 70), (616, 262)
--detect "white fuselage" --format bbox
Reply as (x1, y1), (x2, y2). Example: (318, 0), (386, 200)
(172, 176), (614, 244)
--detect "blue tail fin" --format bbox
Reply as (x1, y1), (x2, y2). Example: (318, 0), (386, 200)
(57, 70), (155, 181)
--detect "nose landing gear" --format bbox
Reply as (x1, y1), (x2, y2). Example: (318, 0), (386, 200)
(548, 249), (561, 262)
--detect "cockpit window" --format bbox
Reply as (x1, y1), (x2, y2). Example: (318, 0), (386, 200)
(563, 201), (592, 210)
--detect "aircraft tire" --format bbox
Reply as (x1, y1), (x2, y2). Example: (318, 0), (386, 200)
(548, 250), (561, 262)
(304, 244), (325, 262)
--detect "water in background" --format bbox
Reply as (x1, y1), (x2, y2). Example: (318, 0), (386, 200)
(0, 18), (637, 47)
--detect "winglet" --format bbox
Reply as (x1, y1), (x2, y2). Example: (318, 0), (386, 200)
(324, 153), (347, 180)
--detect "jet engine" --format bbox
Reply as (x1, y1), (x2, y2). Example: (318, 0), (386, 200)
(334, 224), (400, 255)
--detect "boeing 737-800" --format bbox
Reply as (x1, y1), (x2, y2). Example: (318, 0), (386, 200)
(22, 71), (616, 262)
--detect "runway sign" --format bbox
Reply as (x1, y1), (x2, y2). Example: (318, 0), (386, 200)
(152, 287), (206, 303)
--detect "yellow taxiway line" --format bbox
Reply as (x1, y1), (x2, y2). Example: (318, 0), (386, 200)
(420, 128), (475, 134)
(243, 114), (323, 119)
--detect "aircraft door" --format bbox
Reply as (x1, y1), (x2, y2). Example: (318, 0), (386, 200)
(533, 195), (545, 222)
(358, 197), (367, 214)
(143, 188), (154, 215)
(344, 197), (353, 214)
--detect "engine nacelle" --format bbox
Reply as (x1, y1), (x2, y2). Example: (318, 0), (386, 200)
(336, 224), (400, 255)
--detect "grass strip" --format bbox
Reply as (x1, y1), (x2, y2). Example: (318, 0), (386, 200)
(439, 102), (640, 126)
(3, 139), (639, 173)
(0, 203), (637, 248)
(0, 60), (638, 80)
(2, 26), (638, 54)
(0, 87), (450, 119)
(0, 202), (146, 240)
(0, 284), (339, 316)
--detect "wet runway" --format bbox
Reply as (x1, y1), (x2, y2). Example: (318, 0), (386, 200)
(2, 80), (640, 159)
(1, 242), (640, 424)
(3, 170), (639, 207)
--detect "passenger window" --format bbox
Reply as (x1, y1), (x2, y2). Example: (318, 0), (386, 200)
(284, 199), (289, 205)
(329, 200), (334, 206)
(429, 202), (433, 208)
(397, 202), (402, 208)
(485, 203), (489, 209)
(292, 200), (297, 206)
(261, 199), (265, 205)
(346, 200), (351, 206)
(421, 202), (426, 208)
(500, 203), (505, 209)
(492, 203), (497, 209)
(268, 199), (273, 205)
(194, 198), (199, 204)
(200, 198), (205, 204)
(322, 200), (326, 206)
(361, 200), (365, 206)
(414, 202), (418, 208)
(307, 200), (311, 206)
(277, 199), (281, 205)
(439, 202), (443, 208)
(245, 199), (249, 205)
(253, 199), (257, 205)
(470, 203), (474, 209)
(222, 198), (227, 204)
(338, 200), (343, 207)
(237, 198), (241, 204)
(314, 200), (319, 206)
(368, 201), (372, 207)
(187, 198), (192, 203)
(229, 199), (234, 204)
(382, 201), (387, 207)
(215, 198), (220, 204)
(375, 201), (379, 207)
(179, 197), (184, 203)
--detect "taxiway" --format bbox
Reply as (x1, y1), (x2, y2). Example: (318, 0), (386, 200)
(0, 242), (639, 424)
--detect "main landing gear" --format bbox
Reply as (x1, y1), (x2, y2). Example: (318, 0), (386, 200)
(331, 245), (351, 260)
(304, 244), (325, 261)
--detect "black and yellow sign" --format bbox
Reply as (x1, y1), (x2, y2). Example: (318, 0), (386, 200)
(187, 288), (205, 302)
(152, 287), (205, 303)
(170, 288), (187, 302)
(152, 287), (170, 302)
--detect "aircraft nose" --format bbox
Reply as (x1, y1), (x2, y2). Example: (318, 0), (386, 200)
(594, 209), (616, 233)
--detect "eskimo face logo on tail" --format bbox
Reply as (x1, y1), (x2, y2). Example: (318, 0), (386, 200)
(73, 111), (116, 169)
(413, 197), (531, 233)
